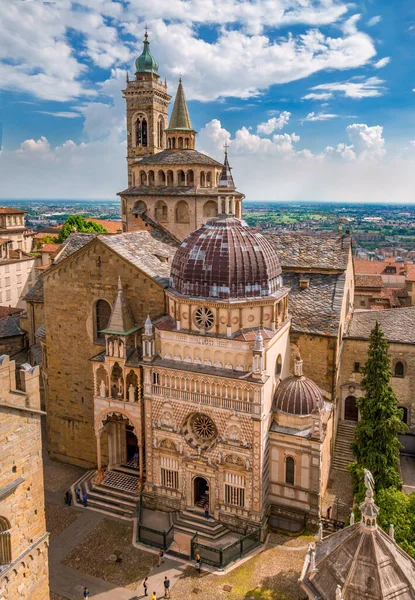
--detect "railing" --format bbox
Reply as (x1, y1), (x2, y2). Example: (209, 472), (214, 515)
(191, 527), (262, 569)
(136, 492), (174, 551)
(151, 386), (261, 415)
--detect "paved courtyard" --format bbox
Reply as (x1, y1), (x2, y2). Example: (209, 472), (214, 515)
(44, 457), (313, 599)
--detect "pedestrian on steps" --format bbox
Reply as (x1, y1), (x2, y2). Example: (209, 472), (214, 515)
(157, 548), (165, 567)
(83, 587), (89, 598)
(164, 576), (171, 598)
(82, 492), (88, 507)
(75, 487), (81, 503)
(65, 490), (72, 506)
(204, 503), (209, 520)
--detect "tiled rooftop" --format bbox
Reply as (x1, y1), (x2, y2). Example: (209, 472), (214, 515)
(24, 277), (44, 303)
(133, 149), (222, 167)
(283, 271), (346, 336)
(0, 315), (24, 338)
(355, 274), (383, 288)
(119, 185), (242, 197)
(265, 233), (351, 271)
(346, 307), (415, 344)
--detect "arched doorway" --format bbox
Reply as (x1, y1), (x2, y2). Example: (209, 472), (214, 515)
(98, 413), (141, 472)
(344, 395), (358, 422)
(194, 477), (209, 508)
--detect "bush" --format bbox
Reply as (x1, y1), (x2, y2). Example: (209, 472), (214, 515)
(58, 216), (107, 243)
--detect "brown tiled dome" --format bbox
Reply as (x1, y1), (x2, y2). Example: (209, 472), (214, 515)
(169, 216), (282, 299)
(273, 357), (323, 416)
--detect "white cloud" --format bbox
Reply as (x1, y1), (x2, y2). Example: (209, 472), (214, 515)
(367, 15), (382, 27)
(257, 112), (291, 134)
(15, 137), (51, 155)
(308, 76), (386, 99)
(303, 112), (338, 122)
(37, 111), (83, 119)
(302, 92), (333, 100)
(410, 141), (415, 147)
(345, 123), (386, 161)
(374, 57), (391, 69)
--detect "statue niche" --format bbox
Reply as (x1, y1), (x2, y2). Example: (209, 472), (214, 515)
(96, 365), (108, 398)
(126, 370), (138, 402)
(111, 362), (123, 399)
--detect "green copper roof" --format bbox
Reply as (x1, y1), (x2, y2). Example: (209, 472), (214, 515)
(167, 79), (193, 130)
(135, 32), (159, 74)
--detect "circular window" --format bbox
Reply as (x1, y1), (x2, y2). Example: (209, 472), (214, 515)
(194, 306), (214, 330)
(191, 414), (216, 440)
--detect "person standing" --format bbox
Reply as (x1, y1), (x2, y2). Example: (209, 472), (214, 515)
(143, 576), (148, 596)
(65, 490), (72, 506)
(157, 548), (164, 567)
(82, 492), (88, 507)
(204, 503), (209, 520)
(164, 576), (170, 598)
(151, 592), (156, 600)
(75, 487), (81, 503)
(326, 506), (332, 519)
(83, 587), (89, 598)
(196, 557), (201, 574)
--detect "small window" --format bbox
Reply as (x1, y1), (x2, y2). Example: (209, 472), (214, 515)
(353, 362), (360, 373)
(275, 354), (282, 377)
(394, 361), (404, 378)
(285, 456), (295, 485)
(360, 300), (365, 307)
(399, 406), (408, 424)
(95, 299), (111, 343)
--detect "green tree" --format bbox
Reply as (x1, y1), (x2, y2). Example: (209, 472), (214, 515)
(36, 235), (59, 248)
(350, 321), (406, 492)
(58, 215), (107, 243)
(376, 488), (415, 559)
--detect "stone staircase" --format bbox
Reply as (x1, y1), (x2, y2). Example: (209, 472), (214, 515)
(71, 469), (140, 521)
(332, 420), (356, 472)
(173, 508), (232, 542)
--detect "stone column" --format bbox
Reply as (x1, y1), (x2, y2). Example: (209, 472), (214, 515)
(230, 197), (235, 215)
(96, 431), (102, 471)
(225, 196), (230, 215)
(139, 445), (144, 481)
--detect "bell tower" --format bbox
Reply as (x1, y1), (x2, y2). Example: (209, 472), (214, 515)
(122, 32), (171, 187)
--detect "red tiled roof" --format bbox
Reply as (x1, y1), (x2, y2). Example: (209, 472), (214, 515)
(37, 243), (61, 253)
(354, 274), (383, 288)
(0, 207), (26, 215)
(86, 219), (123, 234)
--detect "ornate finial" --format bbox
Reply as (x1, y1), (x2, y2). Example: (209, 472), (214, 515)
(350, 510), (355, 525)
(389, 524), (395, 540)
(316, 521), (323, 543)
(144, 314), (153, 336)
(223, 141), (229, 154)
(294, 354), (303, 377)
(144, 23), (148, 40)
(254, 327), (264, 351)
(364, 468), (375, 496)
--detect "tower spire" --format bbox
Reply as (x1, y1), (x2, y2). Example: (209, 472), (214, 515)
(135, 29), (159, 74)
(219, 145), (235, 190)
(168, 79), (193, 130)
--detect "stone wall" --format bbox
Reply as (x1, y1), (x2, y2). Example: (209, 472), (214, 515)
(290, 333), (337, 396)
(340, 338), (415, 433)
(43, 238), (166, 467)
(0, 357), (49, 600)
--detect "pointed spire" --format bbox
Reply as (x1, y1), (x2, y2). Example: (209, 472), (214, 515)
(219, 144), (235, 189)
(294, 355), (303, 377)
(168, 79), (193, 130)
(144, 315), (153, 337)
(104, 279), (137, 335)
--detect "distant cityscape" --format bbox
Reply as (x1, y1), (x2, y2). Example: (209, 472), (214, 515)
(2, 198), (415, 263)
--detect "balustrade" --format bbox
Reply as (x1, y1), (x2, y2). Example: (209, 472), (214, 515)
(151, 385), (261, 415)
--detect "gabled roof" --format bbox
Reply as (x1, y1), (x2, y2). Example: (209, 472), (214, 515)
(346, 307), (415, 344)
(54, 232), (100, 263)
(0, 315), (24, 338)
(283, 272), (346, 336)
(265, 233), (351, 272)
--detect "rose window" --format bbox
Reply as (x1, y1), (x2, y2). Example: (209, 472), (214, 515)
(192, 414), (216, 440)
(183, 412), (218, 452)
(195, 306), (214, 330)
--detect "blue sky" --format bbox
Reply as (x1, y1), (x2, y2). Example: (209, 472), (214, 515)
(1, 0), (415, 202)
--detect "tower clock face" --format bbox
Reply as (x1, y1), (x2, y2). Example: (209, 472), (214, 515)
(194, 306), (214, 330)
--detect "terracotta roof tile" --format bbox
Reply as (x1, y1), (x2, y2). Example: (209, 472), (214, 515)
(37, 243), (61, 253)
(355, 274), (383, 288)
(85, 219), (123, 233)
(0, 207), (26, 215)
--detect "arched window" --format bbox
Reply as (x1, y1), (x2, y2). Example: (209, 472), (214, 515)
(155, 200), (168, 222)
(133, 200), (147, 214)
(0, 516), (12, 565)
(178, 137), (183, 149)
(399, 406), (408, 424)
(166, 170), (174, 185)
(187, 170), (194, 185)
(175, 200), (190, 224)
(203, 201), (218, 218)
(95, 300), (111, 343)
(275, 355), (282, 376)
(157, 170), (166, 185)
(200, 171), (206, 187)
(110, 362), (123, 399)
(158, 116), (165, 148)
(135, 115), (148, 148)
(285, 456), (295, 485)
(148, 170), (155, 185)
(394, 361), (404, 378)
(177, 170), (186, 185)
(139, 170), (147, 185)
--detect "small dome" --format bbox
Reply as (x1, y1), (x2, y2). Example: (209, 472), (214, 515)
(169, 216), (282, 300)
(273, 357), (323, 415)
(135, 33), (159, 74)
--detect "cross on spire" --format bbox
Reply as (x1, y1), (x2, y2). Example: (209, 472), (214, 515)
(223, 142), (229, 154)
